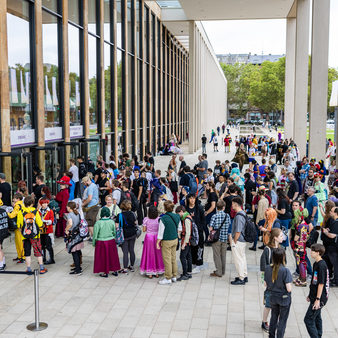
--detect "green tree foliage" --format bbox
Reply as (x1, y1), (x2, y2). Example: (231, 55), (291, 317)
(221, 57), (338, 115)
(249, 60), (285, 113)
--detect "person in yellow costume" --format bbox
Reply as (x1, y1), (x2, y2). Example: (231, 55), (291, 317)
(7, 193), (25, 263)
(17, 195), (47, 274)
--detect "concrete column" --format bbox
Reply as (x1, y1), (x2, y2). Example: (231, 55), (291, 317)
(188, 21), (196, 153)
(308, 0), (330, 160)
(293, 0), (310, 157)
(0, 0), (12, 181)
(284, 17), (296, 140)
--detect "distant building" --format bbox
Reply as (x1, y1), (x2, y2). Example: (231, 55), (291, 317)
(217, 53), (285, 65)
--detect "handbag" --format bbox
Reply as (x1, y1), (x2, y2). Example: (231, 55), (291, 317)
(115, 214), (124, 246)
(207, 215), (227, 243)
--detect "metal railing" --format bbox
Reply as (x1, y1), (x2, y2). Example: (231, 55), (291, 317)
(0, 269), (48, 331)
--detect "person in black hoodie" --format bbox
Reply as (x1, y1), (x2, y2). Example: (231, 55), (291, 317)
(185, 194), (205, 274)
(244, 173), (256, 213)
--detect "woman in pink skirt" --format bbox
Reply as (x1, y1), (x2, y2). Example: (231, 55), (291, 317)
(92, 207), (120, 277)
(140, 206), (165, 278)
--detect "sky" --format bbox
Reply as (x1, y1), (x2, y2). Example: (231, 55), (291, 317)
(202, 0), (338, 69)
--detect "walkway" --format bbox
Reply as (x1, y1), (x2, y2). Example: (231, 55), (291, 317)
(1, 128), (337, 338)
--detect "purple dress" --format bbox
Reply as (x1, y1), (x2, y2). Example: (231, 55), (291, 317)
(139, 217), (165, 276)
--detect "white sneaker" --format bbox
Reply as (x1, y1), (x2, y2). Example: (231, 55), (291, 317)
(158, 278), (172, 285)
(171, 277), (177, 283)
(192, 267), (200, 274)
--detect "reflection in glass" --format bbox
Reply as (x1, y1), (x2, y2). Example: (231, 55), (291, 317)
(68, 24), (81, 126)
(42, 11), (60, 128)
(127, 0), (133, 53)
(88, 35), (98, 134)
(136, 0), (141, 57)
(116, 0), (122, 48)
(104, 43), (111, 132)
(88, 0), (97, 35)
(42, 0), (58, 13)
(117, 50), (123, 128)
(128, 54), (133, 154)
(68, 0), (80, 25)
(144, 6), (149, 62)
(7, 0), (32, 131)
(103, 0), (111, 42)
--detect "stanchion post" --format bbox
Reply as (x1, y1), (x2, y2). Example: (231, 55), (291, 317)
(26, 269), (48, 331)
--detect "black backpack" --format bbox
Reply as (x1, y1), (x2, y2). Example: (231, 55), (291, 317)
(120, 190), (139, 212)
(237, 213), (256, 243)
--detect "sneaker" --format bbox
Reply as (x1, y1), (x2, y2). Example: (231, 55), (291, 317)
(187, 274), (192, 279)
(88, 237), (93, 242)
(158, 278), (172, 285)
(39, 268), (48, 274)
(171, 277), (177, 283)
(231, 279), (245, 285)
(69, 270), (82, 275)
(17, 259), (25, 264)
(128, 266), (135, 272)
(120, 269), (129, 274)
(192, 267), (201, 274)
(12, 257), (20, 261)
(261, 321), (269, 333)
(26, 269), (33, 275)
(0, 266), (5, 271)
(249, 246), (257, 251)
(177, 275), (189, 281)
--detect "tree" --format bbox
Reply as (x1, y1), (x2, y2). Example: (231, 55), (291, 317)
(249, 60), (284, 114)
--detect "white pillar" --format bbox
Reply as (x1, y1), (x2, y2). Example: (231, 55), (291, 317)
(293, 0), (310, 157)
(308, 0), (330, 160)
(284, 18), (296, 140)
(189, 21), (196, 153)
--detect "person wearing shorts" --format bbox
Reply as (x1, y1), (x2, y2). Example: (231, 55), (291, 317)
(17, 195), (47, 274)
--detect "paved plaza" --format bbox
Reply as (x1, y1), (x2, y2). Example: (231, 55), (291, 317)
(1, 128), (338, 338)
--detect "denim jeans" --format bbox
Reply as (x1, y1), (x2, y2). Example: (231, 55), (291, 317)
(180, 245), (192, 276)
(304, 303), (323, 338)
(269, 303), (291, 338)
(279, 219), (291, 247)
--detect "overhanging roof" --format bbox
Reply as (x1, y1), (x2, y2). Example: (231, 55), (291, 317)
(155, 0), (296, 21)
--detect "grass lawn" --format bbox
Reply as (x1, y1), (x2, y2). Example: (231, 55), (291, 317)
(278, 126), (334, 140)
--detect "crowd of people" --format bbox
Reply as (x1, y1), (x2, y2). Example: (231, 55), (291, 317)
(0, 125), (337, 337)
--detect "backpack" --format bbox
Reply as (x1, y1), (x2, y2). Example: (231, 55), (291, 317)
(237, 213), (256, 243)
(21, 210), (39, 239)
(79, 218), (89, 238)
(187, 216), (199, 246)
(120, 190), (139, 212)
(188, 174), (198, 195)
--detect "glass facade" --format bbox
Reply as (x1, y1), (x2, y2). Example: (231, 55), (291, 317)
(3, 0), (189, 157)
(42, 9), (61, 128)
(68, 24), (82, 126)
(7, 0), (33, 132)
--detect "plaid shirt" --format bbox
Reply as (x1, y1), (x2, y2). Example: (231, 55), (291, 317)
(210, 210), (230, 242)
